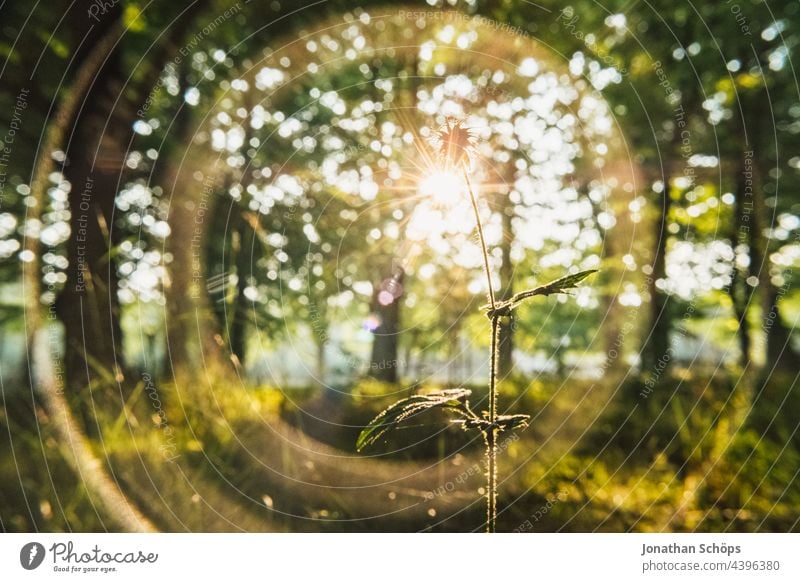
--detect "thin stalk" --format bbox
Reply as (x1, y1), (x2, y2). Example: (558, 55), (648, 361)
(487, 316), (500, 532)
(462, 167), (495, 309)
(462, 165), (498, 533)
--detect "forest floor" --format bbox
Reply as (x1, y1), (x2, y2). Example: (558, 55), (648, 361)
(2, 369), (798, 532)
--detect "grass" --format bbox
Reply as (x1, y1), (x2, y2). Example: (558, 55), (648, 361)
(3, 368), (798, 532)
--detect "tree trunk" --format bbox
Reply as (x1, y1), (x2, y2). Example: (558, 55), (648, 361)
(229, 212), (253, 366)
(17, 6), (156, 530)
(762, 283), (793, 368)
(447, 321), (462, 385)
(740, 89), (796, 371)
(728, 150), (753, 367)
(584, 178), (624, 373)
(226, 100), (257, 368)
(162, 157), (229, 378)
(55, 1), (211, 395)
(749, 153), (793, 370)
(315, 332), (326, 383)
(23, 21), (122, 373)
(497, 202), (514, 378)
(369, 268), (404, 383)
(56, 21), (128, 402)
(641, 166), (674, 373)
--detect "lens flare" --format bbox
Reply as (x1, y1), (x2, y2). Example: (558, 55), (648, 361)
(419, 170), (464, 207)
(363, 314), (381, 332)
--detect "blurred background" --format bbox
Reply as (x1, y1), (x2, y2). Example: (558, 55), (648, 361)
(0, 0), (798, 532)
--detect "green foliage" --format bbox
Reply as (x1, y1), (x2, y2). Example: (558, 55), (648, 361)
(0, 401), (107, 532)
(485, 270), (598, 318)
(356, 388), (472, 451)
(356, 386), (532, 452)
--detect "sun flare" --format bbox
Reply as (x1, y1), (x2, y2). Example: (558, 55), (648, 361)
(419, 170), (464, 207)
(407, 169), (479, 242)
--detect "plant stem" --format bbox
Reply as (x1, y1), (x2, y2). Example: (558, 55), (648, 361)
(462, 166), (498, 533)
(487, 315), (499, 533)
(462, 167), (495, 309)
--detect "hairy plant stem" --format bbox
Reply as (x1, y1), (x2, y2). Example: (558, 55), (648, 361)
(462, 166), (498, 533)
(487, 316), (499, 533)
(462, 168), (496, 309)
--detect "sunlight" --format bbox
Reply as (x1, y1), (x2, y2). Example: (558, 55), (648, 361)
(419, 170), (464, 207)
(408, 169), (478, 244)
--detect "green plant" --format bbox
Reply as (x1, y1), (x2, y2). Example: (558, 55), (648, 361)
(356, 118), (596, 532)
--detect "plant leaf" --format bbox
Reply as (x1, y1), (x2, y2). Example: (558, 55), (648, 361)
(495, 414), (530, 433)
(484, 269), (598, 318)
(460, 413), (531, 434)
(356, 389), (472, 451)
